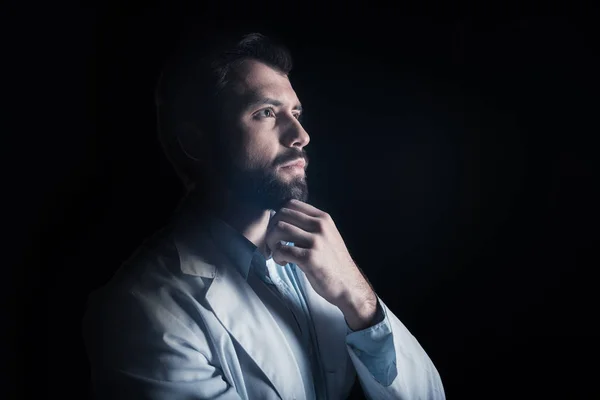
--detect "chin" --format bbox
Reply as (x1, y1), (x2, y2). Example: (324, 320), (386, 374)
(229, 168), (308, 210)
(260, 183), (309, 211)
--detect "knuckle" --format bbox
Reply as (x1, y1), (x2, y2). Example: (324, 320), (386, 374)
(313, 238), (323, 250)
(276, 221), (287, 230)
(314, 220), (325, 233)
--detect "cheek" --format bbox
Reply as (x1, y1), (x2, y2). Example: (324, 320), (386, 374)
(241, 129), (279, 169)
(245, 142), (277, 170)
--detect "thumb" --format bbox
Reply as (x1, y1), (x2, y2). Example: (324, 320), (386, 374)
(267, 209), (278, 233)
(264, 210), (278, 258)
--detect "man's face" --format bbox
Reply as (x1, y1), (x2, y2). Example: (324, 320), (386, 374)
(213, 59), (311, 211)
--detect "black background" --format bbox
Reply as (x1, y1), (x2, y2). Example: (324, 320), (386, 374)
(4, 5), (597, 399)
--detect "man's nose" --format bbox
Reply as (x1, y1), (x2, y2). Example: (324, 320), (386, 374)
(284, 117), (310, 149)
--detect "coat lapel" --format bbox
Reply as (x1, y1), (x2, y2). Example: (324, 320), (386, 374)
(205, 264), (306, 399)
(171, 207), (306, 400)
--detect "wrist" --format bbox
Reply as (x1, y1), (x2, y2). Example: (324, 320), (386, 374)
(340, 289), (378, 331)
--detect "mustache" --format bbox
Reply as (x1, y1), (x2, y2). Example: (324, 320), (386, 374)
(275, 151), (310, 168)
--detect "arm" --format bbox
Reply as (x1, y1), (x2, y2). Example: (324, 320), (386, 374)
(265, 199), (445, 400)
(344, 297), (445, 400)
(82, 288), (242, 400)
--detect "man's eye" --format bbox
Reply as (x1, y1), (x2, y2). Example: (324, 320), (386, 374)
(257, 108), (275, 118)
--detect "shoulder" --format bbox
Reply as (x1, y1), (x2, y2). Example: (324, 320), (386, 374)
(81, 231), (216, 376)
(84, 225), (214, 330)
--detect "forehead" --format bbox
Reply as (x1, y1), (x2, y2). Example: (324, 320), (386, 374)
(229, 59), (300, 108)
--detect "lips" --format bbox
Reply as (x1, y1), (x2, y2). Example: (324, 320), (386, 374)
(280, 158), (306, 169)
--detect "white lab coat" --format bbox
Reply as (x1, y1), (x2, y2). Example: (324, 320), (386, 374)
(82, 204), (445, 399)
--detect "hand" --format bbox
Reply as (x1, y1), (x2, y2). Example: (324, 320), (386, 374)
(265, 199), (378, 330)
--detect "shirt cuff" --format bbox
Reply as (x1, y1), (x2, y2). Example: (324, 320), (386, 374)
(345, 298), (397, 386)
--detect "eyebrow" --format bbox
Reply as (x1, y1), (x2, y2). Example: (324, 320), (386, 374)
(247, 96), (303, 112)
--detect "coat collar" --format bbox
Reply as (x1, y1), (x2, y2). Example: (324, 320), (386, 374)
(168, 192), (277, 279)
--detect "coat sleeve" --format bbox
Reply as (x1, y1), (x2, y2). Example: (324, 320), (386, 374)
(82, 287), (243, 400)
(346, 297), (446, 400)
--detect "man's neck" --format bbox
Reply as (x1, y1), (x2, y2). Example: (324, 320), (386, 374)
(207, 192), (272, 258)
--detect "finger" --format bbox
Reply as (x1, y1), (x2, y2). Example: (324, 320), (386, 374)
(272, 243), (310, 267)
(265, 220), (313, 254)
(271, 207), (320, 233)
(284, 199), (327, 218)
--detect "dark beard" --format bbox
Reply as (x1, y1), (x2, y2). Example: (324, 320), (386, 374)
(224, 165), (309, 211)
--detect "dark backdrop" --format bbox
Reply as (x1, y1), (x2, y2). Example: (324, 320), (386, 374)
(5, 6), (597, 399)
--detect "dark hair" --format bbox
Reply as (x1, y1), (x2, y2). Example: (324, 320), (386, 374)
(155, 32), (293, 191)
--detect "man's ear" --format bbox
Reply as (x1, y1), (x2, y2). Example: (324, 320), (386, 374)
(175, 121), (209, 163)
